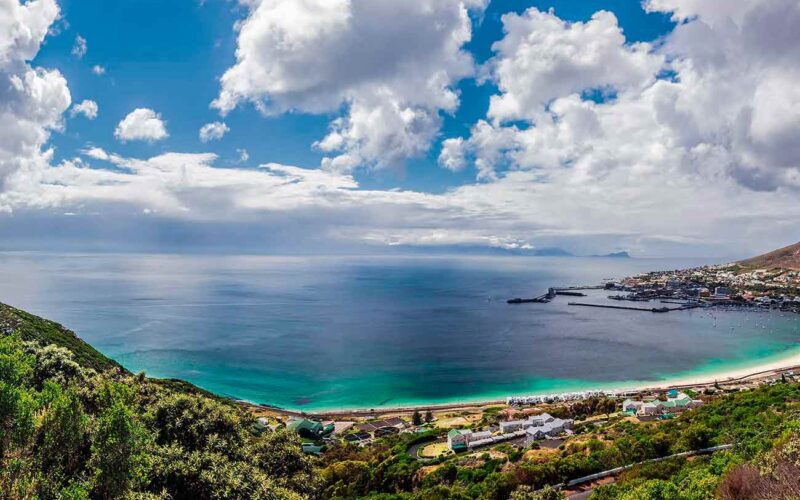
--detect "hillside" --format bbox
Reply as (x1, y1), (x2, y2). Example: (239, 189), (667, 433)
(738, 241), (800, 270)
(0, 302), (316, 499)
(0, 302), (123, 372)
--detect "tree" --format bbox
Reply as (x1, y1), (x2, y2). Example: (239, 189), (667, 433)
(90, 391), (151, 498)
(36, 382), (89, 479)
(510, 484), (564, 500)
(425, 410), (433, 423)
(412, 410), (422, 426)
(0, 334), (35, 458)
(250, 429), (319, 496)
(146, 393), (245, 457)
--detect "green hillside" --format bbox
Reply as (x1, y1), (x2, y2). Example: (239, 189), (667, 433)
(0, 302), (123, 373)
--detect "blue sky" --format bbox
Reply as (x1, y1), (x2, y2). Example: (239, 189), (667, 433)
(3, 0), (800, 257)
(38, 0), (674, 193)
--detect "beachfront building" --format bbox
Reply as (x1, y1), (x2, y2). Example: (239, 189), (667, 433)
(624, 392), (704, 418)
(447, 428), (523, 452)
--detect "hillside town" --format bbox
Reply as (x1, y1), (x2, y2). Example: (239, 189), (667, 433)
(621, 264), (800, 313)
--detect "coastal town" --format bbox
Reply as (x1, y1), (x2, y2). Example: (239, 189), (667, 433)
(620, 264), (800, 313)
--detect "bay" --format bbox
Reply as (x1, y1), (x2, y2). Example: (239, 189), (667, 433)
(0, 252), (798, 411)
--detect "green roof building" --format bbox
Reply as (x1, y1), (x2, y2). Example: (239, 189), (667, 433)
(287, 418), (324, 437)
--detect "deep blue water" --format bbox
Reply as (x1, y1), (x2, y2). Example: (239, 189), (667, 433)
(1, 253), (799, 410)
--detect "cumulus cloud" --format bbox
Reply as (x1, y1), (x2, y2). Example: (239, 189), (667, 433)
(488, 9), (662, 123)
(91, 65), (105, 75)
(198, 121), (229, 142)
(71, 34), (86, 59)
(0, 0), (70, 194)
(70, 99), (98, 119)
(214, 0), (486, 172)
(442, 1), (800, 194)
(114, 108), (168, 142)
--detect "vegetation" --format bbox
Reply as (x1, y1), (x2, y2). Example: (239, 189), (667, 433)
(4, 301), (800, 498)
(0, 306), (317, 499)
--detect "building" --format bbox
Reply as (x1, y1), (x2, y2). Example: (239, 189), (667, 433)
(286, 418), (325, 438)
(499, 413), (558, 434)
(447, 429), (470, 451)
(626, 392), (704, 418)
(447, 428), (527, 452)
(357, 417), (408, 436)
(524, 417), (572, 445)
(714, 286), (732, 298)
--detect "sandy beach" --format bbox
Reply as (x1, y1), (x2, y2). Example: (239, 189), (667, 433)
(248, 350), (800, 419)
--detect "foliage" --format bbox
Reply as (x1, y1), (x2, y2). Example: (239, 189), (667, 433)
(0, 329), (317, 499)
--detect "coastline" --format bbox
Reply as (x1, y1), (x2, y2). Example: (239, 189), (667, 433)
(247, 349), (800, 419)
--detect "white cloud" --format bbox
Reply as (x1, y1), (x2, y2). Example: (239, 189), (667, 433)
(71, 34), (86, 59)
(114, 108), (168, 142)
(237, 148), (249, 162)
(488, 9), (662, 123)
(91, 65), (105, 75)
(70, 99), (98, 119)
(214, 0), (486, 172)
(198, 121), (229, 142)
(443, 1), (800, 194)
(0, 145), (795, 257)
(0, 0), (70, 195)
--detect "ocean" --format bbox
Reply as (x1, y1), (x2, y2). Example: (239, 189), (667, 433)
(1, 252), (798, 411)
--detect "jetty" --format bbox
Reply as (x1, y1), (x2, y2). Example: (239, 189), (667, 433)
(568, 302), (702, 313)
(507, 296), (550, 304)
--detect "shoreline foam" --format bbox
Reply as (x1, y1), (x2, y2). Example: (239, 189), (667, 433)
(254, 347), (800, 417)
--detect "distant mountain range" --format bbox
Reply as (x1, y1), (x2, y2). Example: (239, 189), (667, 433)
(738, 241), (800, 270)
(387, 245), (630, 258)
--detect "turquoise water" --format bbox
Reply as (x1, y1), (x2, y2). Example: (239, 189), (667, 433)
(1, 252), (798, 411)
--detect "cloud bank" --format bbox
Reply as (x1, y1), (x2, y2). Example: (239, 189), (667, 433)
(1, 0), (800, 258)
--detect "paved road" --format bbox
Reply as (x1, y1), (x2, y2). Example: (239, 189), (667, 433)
(407, 439), (444, 461)
(563, 444), (735, 498)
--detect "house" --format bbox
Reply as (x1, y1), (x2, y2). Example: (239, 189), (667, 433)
(499, 413), (557, 434)
(343, 431), (372, 445)
(629, 392), (704, 418)
(447, 429), (470, 451)
(523, 418), (573, 446)
(622, 399), (644, 413)
(286, 418), (325, 438)
(639, 402), (664, 416)
(446, 429), (497, 451)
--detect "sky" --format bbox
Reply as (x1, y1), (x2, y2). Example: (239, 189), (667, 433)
(1, 0), (800, 257)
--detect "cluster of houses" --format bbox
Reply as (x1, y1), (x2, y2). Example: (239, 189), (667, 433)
(281, 415), (409, 453)
(506, 390), (614, 406)
(624, 266), (800, 308)
(622, 390), (704, 418)
(447, 413), (574, 452)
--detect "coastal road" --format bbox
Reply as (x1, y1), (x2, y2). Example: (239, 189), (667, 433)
(562, 444), (734, 498)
